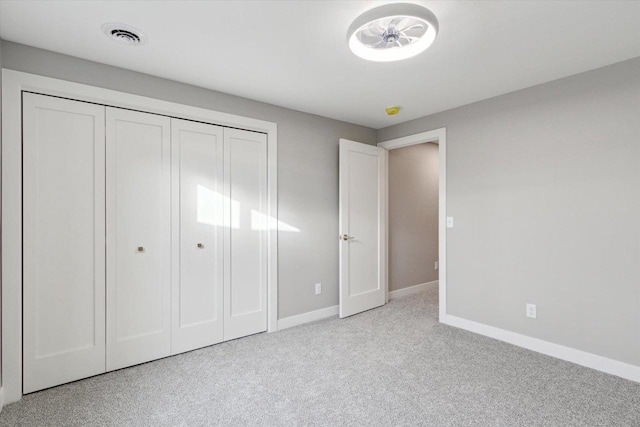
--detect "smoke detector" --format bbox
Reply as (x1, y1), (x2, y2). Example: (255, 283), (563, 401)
(386, 106), (400, 116)
(102, 23), (147, 46)
(347, 3), (438, 62)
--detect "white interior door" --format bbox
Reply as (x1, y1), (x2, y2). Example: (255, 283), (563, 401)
(339, 139), (387, 318)
(223, 128), (268, 340)
(22, 93), (106, 393)
(171, 118), (225, 354)
(106, 108), (172, 371)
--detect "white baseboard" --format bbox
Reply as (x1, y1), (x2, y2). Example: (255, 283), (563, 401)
(278, 305), (339, 331)
(445, 314), (640, 383)
(389, 280), (438, 300)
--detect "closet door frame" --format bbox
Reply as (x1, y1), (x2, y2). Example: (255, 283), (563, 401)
(1, 69), (278, 405)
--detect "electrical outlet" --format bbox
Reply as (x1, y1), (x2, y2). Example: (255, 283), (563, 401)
(315, 283), (322, 295)
(446, 217), (454, 228)
(435, 261), (439, 270)
(526, 303), (537, 319)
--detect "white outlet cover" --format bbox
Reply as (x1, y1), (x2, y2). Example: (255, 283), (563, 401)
(446, 217), (454, 228)
(435, 261), (439, 270)
(526, 303), (537, 319)
(315, 283), (322, 295)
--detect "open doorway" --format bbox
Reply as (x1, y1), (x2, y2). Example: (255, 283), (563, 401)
(388, 142), (439, 301)
(378, 128), (447, 322)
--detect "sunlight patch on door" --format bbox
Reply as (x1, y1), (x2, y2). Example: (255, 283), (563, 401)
(197, 184), (239, 229)
(251, 210), (299, 232)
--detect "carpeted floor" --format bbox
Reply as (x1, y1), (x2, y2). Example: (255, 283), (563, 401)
(1, 283), (639, 426)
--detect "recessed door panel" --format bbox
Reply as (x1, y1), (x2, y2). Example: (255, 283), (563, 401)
(171, 119), (224, 354)
(106, 108), (171, 371)
(347, 150), (380, 296)
(223, 128), (268, 340)
(23, 93), (106, 393)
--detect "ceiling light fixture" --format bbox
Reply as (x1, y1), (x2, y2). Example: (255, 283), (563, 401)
(347, 3), (438, 62)
(102, 23), (147, 46)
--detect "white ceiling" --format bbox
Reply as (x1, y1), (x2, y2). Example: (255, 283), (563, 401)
(1, 1), (639, 129)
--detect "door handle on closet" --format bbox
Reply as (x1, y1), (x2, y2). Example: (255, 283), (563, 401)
(137, 246), (145, 253)
(340, 234), (355, 241)
(197, 243), (205, 249)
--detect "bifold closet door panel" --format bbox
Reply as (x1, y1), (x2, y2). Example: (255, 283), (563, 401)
(171, 119), (224, 355)
(223, 128), (268, 341)
(106, 108), (172, 371)
(23, 93), (106, 393)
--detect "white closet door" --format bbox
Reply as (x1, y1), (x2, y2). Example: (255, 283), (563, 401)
(223, 128), (268, 341)
(23, 93), (106, 393)
(106, 108), (172, 371)
(171, 119), (224, 354)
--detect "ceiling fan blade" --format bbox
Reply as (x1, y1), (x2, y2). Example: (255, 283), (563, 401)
(389, 16), (407, 30)
(362, 24), (384, 37)
(399, 33), (420, 42)
(359, 33), (384, 46)
(397, 23), (425, 33)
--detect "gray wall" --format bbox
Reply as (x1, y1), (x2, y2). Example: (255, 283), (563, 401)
(3, 40), (639, 368)
(0, 37), (3, 386)
(389, 143), (439, 291)
(1, 41), (377, 319)
(379, 58), (640, 366)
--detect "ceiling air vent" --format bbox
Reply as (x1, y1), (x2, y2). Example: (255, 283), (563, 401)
(102, 23), (147, 46)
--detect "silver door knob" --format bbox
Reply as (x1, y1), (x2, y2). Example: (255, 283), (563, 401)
(197, 243), (204, 249)
(340, 234), (355, 241)
(137, 246), (145, 252)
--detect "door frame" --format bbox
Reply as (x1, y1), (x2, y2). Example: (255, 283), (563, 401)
(1, 69), (279, 404)
(378, 127), (447, 322)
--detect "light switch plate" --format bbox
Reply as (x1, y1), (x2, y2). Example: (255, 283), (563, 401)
(446, 217), (454, 228)
(315, 283), (322, 295)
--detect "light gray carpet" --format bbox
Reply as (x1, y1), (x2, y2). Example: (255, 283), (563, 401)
(2, 284), (639, 426)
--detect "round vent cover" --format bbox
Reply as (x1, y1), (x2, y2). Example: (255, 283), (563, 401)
(347, 4), (438, 62)
(102, 23), (147, 46)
